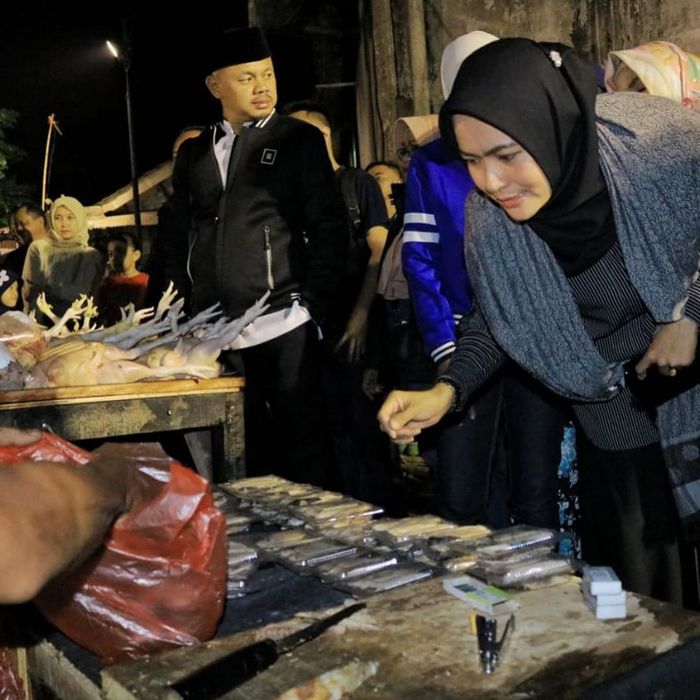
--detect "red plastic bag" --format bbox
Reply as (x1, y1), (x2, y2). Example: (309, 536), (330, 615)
(0, 430), (91, 465)
(0, 648), (25, 700)
(1, 435), (226, 663)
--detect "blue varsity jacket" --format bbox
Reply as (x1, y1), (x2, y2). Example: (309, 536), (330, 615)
(402, 138), (475, 363)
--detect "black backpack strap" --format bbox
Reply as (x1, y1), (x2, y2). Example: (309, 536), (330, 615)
(337, 167), (363, 240)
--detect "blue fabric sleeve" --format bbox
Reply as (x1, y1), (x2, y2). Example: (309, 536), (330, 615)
(402, 155), (458, 364)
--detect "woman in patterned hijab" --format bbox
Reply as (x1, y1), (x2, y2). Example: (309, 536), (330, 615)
(605, 40), (700, 112)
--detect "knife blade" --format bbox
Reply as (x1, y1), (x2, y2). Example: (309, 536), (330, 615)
(167, 602), (366, 699)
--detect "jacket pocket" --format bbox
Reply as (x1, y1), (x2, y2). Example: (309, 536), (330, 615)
(264, 225), (275, 289)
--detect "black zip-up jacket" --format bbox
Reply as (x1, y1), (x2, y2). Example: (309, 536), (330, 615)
(166, 112), (347, 322)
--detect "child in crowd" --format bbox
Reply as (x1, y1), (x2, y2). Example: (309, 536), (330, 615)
(99, 232), (149, 325)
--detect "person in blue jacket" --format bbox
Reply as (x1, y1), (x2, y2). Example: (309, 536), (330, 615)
(402, 31), (566, 527)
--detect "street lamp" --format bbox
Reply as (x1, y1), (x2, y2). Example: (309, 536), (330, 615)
(106, 29), (141, 238)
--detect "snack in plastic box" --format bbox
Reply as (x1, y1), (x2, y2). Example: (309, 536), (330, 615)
(287, 490), (346, 508)
(424, 525), (491, 558)
(274, 539), (358, 569)
(295, 499), (384, 524)
(224, 512), (255, 535)
(220, 475), (294, 497)
(256, 528), (322, 553)
(227, 541), (258, 566)
(477, 545), (555, 573)
(472, 525), (559, 559)
(371, 515), (457, 547)
(315, 552), (399, 582)
(475, 554), (574, 588)
(226, 579), (252, 599)
(442, 553), (479, 573)
(334, 564), (433, 596)
(316, 522), (378, 547)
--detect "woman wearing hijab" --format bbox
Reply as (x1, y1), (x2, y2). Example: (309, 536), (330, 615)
(379, 38), (700, 606)
(605, 40), (700, 112)
(392, 115), (439, 172)
(22, 196), (104, 321)
(0, 268), (21, 314)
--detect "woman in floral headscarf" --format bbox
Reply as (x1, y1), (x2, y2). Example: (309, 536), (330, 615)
(605, 40), (700, 112)
(22, 195), (104, 320)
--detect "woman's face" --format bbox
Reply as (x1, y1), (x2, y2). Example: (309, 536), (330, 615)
(453, 115), (552, 222)
(1, 281), (19, 309)
(53, 205), (79, 240)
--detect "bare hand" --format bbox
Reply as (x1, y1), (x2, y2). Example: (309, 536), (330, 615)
(377, 383), (454, 442)
(334, 310), (368, 362)
(635, 318), (699, 378)
(0, 427), (42, 446)
(361, 368), (384, 400)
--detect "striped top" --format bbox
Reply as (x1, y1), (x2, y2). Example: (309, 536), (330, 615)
(442, 241), (700, 450)
(567, 242), (658, 449)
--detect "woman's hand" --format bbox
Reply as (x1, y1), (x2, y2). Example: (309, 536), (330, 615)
(635, 317), (699, 378)
(377, 383), (454, 442)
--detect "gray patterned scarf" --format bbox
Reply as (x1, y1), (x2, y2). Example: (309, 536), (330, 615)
(465, 92), (700, 536)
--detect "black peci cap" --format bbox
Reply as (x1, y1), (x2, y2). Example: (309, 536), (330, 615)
(206, 27), (271, 74)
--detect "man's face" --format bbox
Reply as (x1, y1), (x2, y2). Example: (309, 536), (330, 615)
(16, 207), (48, 242)
(367, 164), (403, 204)
(206, 57), (277, 124)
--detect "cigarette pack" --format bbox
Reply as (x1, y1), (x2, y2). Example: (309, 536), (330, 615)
(582, 566), (622, 595)
(583, 592), (627, 620)
(581, 584), (627, 608)
(442, 574), (518, 615)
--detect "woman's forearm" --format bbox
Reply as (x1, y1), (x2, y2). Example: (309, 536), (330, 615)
(439, 317), (507, 410)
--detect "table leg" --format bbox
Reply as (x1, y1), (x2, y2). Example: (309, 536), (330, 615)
(212, 391), (245, 482)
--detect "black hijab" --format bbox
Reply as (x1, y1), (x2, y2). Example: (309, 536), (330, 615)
(440, 38), (614, 275)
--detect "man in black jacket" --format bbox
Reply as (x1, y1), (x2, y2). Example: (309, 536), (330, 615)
(166, 28), (347, 487)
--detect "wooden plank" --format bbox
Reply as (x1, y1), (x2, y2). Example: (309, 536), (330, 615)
(212, 390), (245, 481)
(0, 377), (244, 408)
(407, 0), (430, 115)
(28, 641), (100, 700)
(0, 394), (230, 439)
(0, 377), (246, 479)
(102, 577), (700, 699)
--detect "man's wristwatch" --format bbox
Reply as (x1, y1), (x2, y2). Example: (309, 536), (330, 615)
(436, 377), (463, 413)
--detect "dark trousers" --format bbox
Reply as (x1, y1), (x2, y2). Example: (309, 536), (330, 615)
(436, 377), (503, 525)
(229, 322), (336, 489)
(577, 434), (699, 607)
(436, 366), (563, 529)
(320, 351), (396, 510)
(503, 369), (563, 529)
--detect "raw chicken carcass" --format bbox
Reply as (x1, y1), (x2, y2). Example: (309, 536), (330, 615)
(29, 293), (270, 388)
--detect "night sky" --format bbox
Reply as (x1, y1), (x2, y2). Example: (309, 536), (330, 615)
(1, 4), (318, 207)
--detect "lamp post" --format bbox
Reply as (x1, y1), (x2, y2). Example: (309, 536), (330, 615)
(106, 26), (141, 238)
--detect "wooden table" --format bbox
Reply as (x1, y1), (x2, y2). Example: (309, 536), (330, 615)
(0, 377), (245, 482)
(28, 575), (699, 699)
